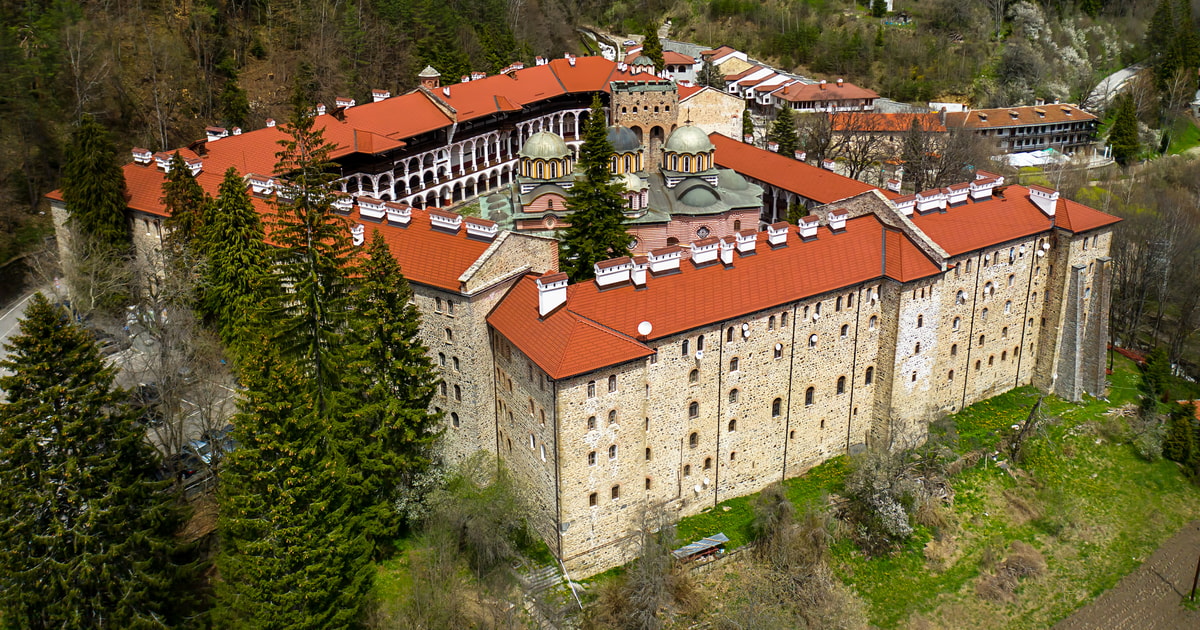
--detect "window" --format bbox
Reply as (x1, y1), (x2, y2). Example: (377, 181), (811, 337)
(688, 401), (700, 418)
(966, 260), (972, 273)
(447, 301), (455, 315)
(1002, 350), (1008, 361)
(956, 290), (966, 305)
(841, 324), (849, 338)
(727, 327), (734, 342)
(704, 457), (712, 470)
(540, 410), (545, 425)
(684, 464), (691, 476)
(1032, 292), (1038, 304)
(540, 444), (546, 461)
(589, 493), (597, 507)
(988, 355), (994, 366)
(869, 316), (878, 331)
(953, 317), (961, 331)
(865, 367), (874, 385)
(689, 369), (700, 383)
(837, 376), (846, 395)
(730, 451), (738, 461)
(729, 389), (739, 403)
(682, 339), (689, 356)
(646, 447), (652, 461)
(453, 357), (460, 372)
(445, 328), (453, 343)
(1005, 300), (1012, 314)
(951, 343), (958, 356)
(815, 303), (822, 316)
(689, 432), (699, 448)
(440, 382), (447, 396)
(728, 419), (737, 432)
(781, 312), (788, 326)
(436, 297), (443, 312)
(645, 477), (652, 490)
(917, 314), (923, 328)
(847, 293), (854, 308)
(587, 381), (596, 397)
(1002, 326), (1009, 339)
(975, 360), (981, 370)
(805, 387), (815, 406)
(608, 375), (617, 393)
(769, 315), (776, 330)
(529, 434), (535, 449)
(914, 342), (921, 355)
(1008, 274), (1015, 287)
(979, 334), (985, 346)
(836, 296), (843, 311)
(772, 398), (782, 417)
(451, 412), (460, 427)
(729, 357), (739, 372)
(439, 352), (446, 366)
(454, 385), (461, 401)
(697, 335), (705, 352)
(809, 334), (818, 348)
(611, 485), (620, 500)
(587, 416), (596, 430)
(608, 410), (617, 424)
(774, 344), (784, 359)
(609, 444), (618, 459)
(948, 370), (955, 382)
(981, 308), (989, 321)
(911, 371), (917, 382)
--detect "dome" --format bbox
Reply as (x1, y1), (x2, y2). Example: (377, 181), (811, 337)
(678, 184), (719, 208)
(519, 132), (571, 160)
(618, 172), (645, 192)
(718, 169), (749, 191)
(607, 126), (641, 153)
(631, 55), (656, 67)
(664, 126), (714, 154)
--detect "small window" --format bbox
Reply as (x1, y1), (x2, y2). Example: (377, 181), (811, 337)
(451, 412), (460, 427)
(608, 375), (617, 393)
(837, 376), (846, 395)
(948, 370), (955, 382)
(439, 382), (447, 396)
(689, 432), (699, 448)
(1008, 274), (1015, 287)
(703, 457), (712, 470)
(914, 343), (921, 355)
(1002, 326), (1009, 339)
(774, 344), (784, 359)
(589, 493), (597, 507)
(956, 290), (966, 305)
(869, 316), (877, 331)
(697, 335), (705, 351)
(979, 334), (985, 346)
(847, 293), (854, 308)
(439, 352), (446, 366)
(865, 366), (874, 385)
(1002, 350), (1008, 361)
(727, 327), (734, 342)
(453, 357), (460, 371)
(689, 369), (700, 384)
(645, 477), (652, 490)
(447, 301), (455, 315)
(609, 444), (617, 459)
(781, 312), (788, 326)
(917, 314), (923, 328)
(911, 371), (917, 382)
(540, 444), (546, 461)
(435, 297), (443, 312)
(769, 315), (776, 330)
(805, 387), (815, 406)
(529, 434), (535, 449)
(953, 317), (961, 331)
(951, 343), (958, 356)
(444, 328), (453, 342)
(454, 385), (461, 401)
(587, 381), (596, 397)
(841, 324), (849, 338)
(684, 464), (691, 476)
(611, 485), (620, 500)
(772, 398), (782, 417)
(989, 355), (995, 366)
(982, 308), (989, 321)
(730, 451), (737, 461)
(728, 419), (737, 432)
(836, 296), (843, 311)
(729, 389), (739, 403)
(966, 260), (973, 273)
(608, 410), (617, 424)
(975, 360), (982, 370)
(682, 339), (689, 356)
(688, 401), (700, 418)
(645, 447), (652, 461)
(729, 357), (739, 372)
(809, 334), (818, 348)
(587, 416), (596, 430)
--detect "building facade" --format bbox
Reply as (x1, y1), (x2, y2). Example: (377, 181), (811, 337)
(944, 104), (1098, 153)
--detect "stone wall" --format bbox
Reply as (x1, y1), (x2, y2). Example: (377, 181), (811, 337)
(679, 89), (745, 141)
(612, 83), (679, 171)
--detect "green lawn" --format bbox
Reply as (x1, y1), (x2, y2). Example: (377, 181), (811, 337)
(1167, 117), (1200, 155)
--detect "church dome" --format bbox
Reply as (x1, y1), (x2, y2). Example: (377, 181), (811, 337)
(519, 132), (571, 160)
(664, 126), (714, 154)
(607, 126), (641, 153)
(678, 184), (719, 208)
(718, 169), (749, 191)
(631, 55), (656, 67)
(618, 172), (645, 192)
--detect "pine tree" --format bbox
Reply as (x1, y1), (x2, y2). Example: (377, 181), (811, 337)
(161, 151), (210, 258)
(742, 108), (755, 142)
(871, 0), (888, 18)
(62, 115), (131, 255)
(641, 29), (665, 73)
(343, 230), (443, 543)
(0, 294), (192, 628)
(220, 78), (251, 129)
(559, 95), (632, 282)
(1163, 405), (1195, 463)
(200, 166), (275, 349)
(1108, 94), (1140, 166)
(768, 107), (799, 158)
(215, 340), (373, 627)
(269, 90), (357, 408)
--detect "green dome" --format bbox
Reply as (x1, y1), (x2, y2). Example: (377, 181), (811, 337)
(607, 126), (641, 153)
(631, 55), (656, 67)
(718, 169), (749, 191)
(519, 132), (571, 160)
(678, 184), (719, 208)
(664, 126), (714, 154)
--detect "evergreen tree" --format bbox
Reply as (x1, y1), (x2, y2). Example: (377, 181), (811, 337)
(161, 151), (210, 257)
(0, 294), (192, 628)
(344, 230), (443, 543)
(871, 0), (888, 18)
(768, 107), (799, 158)
(215, 340), (373, 627)
(742, 108), (755, 141)
(219, 78), (251, 129)
(559, 95), (631, 282)
(62, 115), (131, 255)
(269, 89), (357, 409)
(641, 29), (665, 73)
(1108, 94), (1140, 166)
(1163, 404), (1195, 463)
(698, 59), (725, 90)
(199, 166), (275, 348)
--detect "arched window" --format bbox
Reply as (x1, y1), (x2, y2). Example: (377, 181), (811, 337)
(841, 324), (849, 338)
(917, 314), (923, 328)
(809, 334), (818, 348)
(535, 161), (544, 178)
(734, 220), (741, 230)
(438, 352), (446, 366)
(587, 381), (595, 397)
(689, 432), (699, 447)
(588, 451), (596, 466)
(847, 293), (854, 308)
(975, 359), (982, 370)
(689, 369), (700, 383)
(608, 410), (617, 424)
(453, 357), (460, 371)
(589, 492), (597, 506)
(729, 389), (741, 404)
(682, 155), (692, 171)
(729, 357), (739, 372)
(646, 447), (652, 461)
(869, 316), (878, 330)
(774, 344), (783, 359)
(956, 290), (966, 305)
(728, 419), (737, 432)
(454, 385), (461, 401)
(837, 376), (846, 394)
(982, 308), (989, 321)
(587, 415), (596, 429)
(727, 327), (734, 342)
(451, 412), (460, 427)
(697, 335), (705, 351)
(836, 296), (843, 311)
(608, 375), (617, 392)
(948, 370), (955, 382)
(1005, 300), (1012, 314)
(781, 312), (788, 326)
(439, 382), (447, 396)
(979, 334), (985, 346)
(445, 328), (453, 342)
(951, 343), (958, 356)
(609, 444), (618, 459)
(772, 398), (782, 417)
(914, 343), (921, 355)
(704, 457), (712, 470)
(1002, 350), (1008, 361)
(805, 387), (815, 406)
(1002, 326), (1009, 339)
(989, 355), (995, 366)
(953, 317), (961, 331)
(682, 339), (689, 356)
(769, 315), (776, 330)
(611, 485), (620, 499)
(688, 401), (700, 418)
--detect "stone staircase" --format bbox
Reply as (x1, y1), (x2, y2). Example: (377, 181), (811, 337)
(520, 563), (564, 597)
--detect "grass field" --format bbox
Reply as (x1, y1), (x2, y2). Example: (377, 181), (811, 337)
(1167, 116), (1200, 155)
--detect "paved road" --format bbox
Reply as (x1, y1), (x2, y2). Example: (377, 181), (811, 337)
(0, 289), (46, 381)
(1088, 64), (1144, 111)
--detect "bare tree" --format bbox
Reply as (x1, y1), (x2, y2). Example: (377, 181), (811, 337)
(796, 112), (835, 166)
(830, 112), (888, 183)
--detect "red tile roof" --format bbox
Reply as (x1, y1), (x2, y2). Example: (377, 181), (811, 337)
(907, 185), (1121, 256)
(342, 91), (454, 139)
(709, 133), (884, 204)
(622, 50), (696, 65)
(772, 81), (878, 103)
(945, 104), (1096, 130)
(489, 214), (941, 379)
(831, 112), (946, 133)
(677, 84), (704, 100)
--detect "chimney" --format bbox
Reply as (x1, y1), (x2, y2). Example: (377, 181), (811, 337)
(357, 196), (386, 220)
(385, 201), (412, 226)
(690, 237), (720, 266)
(471, 71), (486, 81)
(185, 156), (203, 176)
(568, 56), (576, 67)
(767, 141), (779, 152)
(631, 256), (649, 287)
(245, 174), (276, 197)
(735, 229), (757, 255)
(465, 216), (498, 240)
(351, 224), (365, 247)
(767, 221), (790, 247)
(315, 103), (326, 116)
(266, 118), (276, 127)
(131, 148), (153, 165)
(837, 78), (844, 88)
(205, 126), (228, 142)
(648, 246), (683, 275)
(535, 56), (547, 66)
(461, 75), (470, 83)
(720, 236), (735, 266)
(819, 79), (827, 90)
(947, 182), (970, 205)
(828, 209), (848, 232)
(893, 194), (916, 216)
(743, 134), (754, 143)
(594, 257), (634, 288)
(1028, 185), (1060, 217)
(975, 170), (1004, 186)
(231, 127), (242, 135)
(886, 178), (901, 192)
(821, 158), (836, 171)
(428, 209), (463, 232)
(335, 96), (355, 108)
(372, 89), (390, 102)
(915, 188), (948, 213)
(794, 150), (806, 161)
(442, 87), (450, 97)
(970, 177), (998, 200)
(536, 273), (569, 316)
(511, 61), (525, 70)
(332, 192), (353, 214)
(798, 215), (819, 240)
(152, 152), (172, 172)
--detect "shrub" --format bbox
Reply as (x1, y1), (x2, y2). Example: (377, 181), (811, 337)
(1163, 406), (1196, 464)
(975, 540), (1045, 602)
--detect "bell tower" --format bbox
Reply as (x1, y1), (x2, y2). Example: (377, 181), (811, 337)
(418, 65), (441, 90)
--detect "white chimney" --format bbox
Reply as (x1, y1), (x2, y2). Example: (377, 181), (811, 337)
(266, 118), (276, 127)
(821, 158), (836, 171)
(828, 209), (848, 232)
(357, 196), (386, 220)
(970, 177), (998, 200)
(886, 178), (901, 193)
(648, 246), (683, 274)
(1029, 185), (1059, 217)
(335, 96), (356, 108)
(460, 75), (470, 83)
(351, 224), (365, 246)
(631, 256), (648, 287)
(797, 215), (818, 240)
(735, 229), (757, 255)
(385, 201), (412, 225)
(535, 56), (547, 66)
(767, 221), (790, 246)
(767, 141), (779, 152)
(537, 273), (569, 316)
(332, 193), (353, 214)
(894, 195), (916, 216)
(231, 127), (242, 136)
(185, 157), (203, 176)
(205, 126), (228, 143)
(916, 188), (948, 213)
(315, 103), (326, 116)
(720, 236), (735, 265)
(372, 89), (390, 102)
(947, 182), (970, 205)
(245, 174), (276, 196)
(743, 134), (753, 143)
(690, 238), (720, 266)
(429, 209), (463, 232)
(975, 170), (1005, 186)
(837, 78), (844, 88)
(465, 217), (498, 240)
(594, 257), (634, 288)
(794, 150), (805, 161)
(131, 148), (153, 165)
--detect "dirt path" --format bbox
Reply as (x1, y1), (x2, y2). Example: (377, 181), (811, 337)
(1054, 520), (1200, 630)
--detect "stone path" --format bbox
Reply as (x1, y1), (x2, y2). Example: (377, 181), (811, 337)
(1054, 520), (1200, 629)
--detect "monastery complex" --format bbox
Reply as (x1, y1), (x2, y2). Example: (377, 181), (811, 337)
(48, 53), (1120, 577)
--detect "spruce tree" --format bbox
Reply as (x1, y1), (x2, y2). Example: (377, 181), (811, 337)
(768, 107), (799, 158)
(742, 109), (755, 141)
(1108, 94), (1140, 166)
(62, 115), (131, 255)
(344, 230), (443, 543)
(0, 294), (192, 628)
(871, 0), (888, 18)
(200, 166), (275, 349)
(641, 29), (665, 73)
(215, 340), (373, 627)
(559, 95), (632, 282)
(1163, 405), (1195, 464)
(161, 151), (210, 258)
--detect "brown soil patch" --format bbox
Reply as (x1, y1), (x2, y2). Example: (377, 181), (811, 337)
(179, 495), (218, 543)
